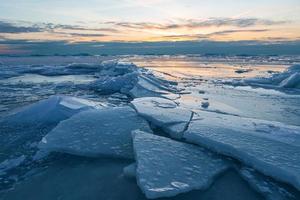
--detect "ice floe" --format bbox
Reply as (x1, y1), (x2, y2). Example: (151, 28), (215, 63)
(183, 110), (300, 190)
(132, 130), (229, 199)
(131, 97), (193, 139)
(39, 106), (151, 159)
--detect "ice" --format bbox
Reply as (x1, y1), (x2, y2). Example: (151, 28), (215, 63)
(131, 97), (193, 139)
(89, 72), (138, 94)
(239, 167), (298, 200)
(86, 61), (177, 97)
(128, 73), (178, 98)
(132, 130), (229, 199)
(99, 60), (137, 76)
(183, 110), (300, 190)
(39, 106), (151, 159)
(4, 95), (102, 124)
(0, 155), (26, 175)
(279, 72), (300, 88)
(227, 64), (300, 90)
(123, 163), (136, 178)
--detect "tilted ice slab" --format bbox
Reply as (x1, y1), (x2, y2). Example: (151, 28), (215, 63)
(131, 97), (193, 139)
(128, 74), (178, 98)
(86, 60), (178, 97)
(226, 64), (300, 90)
(39, 106), (151, 159)
(132, 130), (229, 199)
(3, 95), (103, 124)
(183, 110), (300, 190)
(88, 72), (138, 94)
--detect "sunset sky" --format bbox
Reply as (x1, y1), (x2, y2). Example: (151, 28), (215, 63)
(0, 0), (300, 54)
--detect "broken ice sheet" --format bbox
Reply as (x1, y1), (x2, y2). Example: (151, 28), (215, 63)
(184, 110), (300, 190)
(131, 97), (193, 139)
(39, 106), (152, 159)
(132, 130), (229, 199)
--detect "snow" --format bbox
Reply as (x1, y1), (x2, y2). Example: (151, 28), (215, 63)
(39, 106), (151, 159)
(131, 97), (193, 139)
(183, 110), (300, 190)
(132, 130), (229, 199)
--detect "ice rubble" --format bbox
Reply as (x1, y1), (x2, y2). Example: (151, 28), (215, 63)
(87, 61), (178, 98)
(226, 64), (300, 90)
(89, 72), (138, 94)
(39, 106), (151, 159)
(183, 110), (300, 190)
(131, 97), (193, 139)
(132, 130), (229, 199)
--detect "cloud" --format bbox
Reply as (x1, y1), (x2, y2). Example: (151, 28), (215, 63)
(54, 32), (107, 37)
(161, 29), (269, 40)
(106, 18), (288, 30)
(0, 21), (42, 33)
(42, 23), (120, 33)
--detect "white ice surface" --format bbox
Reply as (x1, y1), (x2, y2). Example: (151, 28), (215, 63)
(183, 110), (300, 190)
(131, 97), (193, 139)
(39, 106), (151, 159)
(132, 130), (229, 199)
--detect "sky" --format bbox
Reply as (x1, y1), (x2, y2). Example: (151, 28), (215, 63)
(0, 0), (300, 55)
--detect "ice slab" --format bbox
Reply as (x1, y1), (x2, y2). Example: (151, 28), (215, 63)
(89, 72), (138, 94)
(4, 95), (102, 124)
(226, 64), (300, 90)
(131, 97), (193, 139)
(39, 106), (151, 159)
(132, 130), (229, 199)
(128, 74), (178, 98)
(183, 110), (300, 190)
(239, 167), (298, 200)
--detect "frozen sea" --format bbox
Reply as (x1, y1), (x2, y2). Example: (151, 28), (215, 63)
(0, 55), (299, 200)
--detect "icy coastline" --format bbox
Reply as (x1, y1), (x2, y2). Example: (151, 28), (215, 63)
(0, 57), (299, 199)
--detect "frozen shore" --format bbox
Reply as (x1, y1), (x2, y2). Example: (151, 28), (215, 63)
(0, 56), (299, 199)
